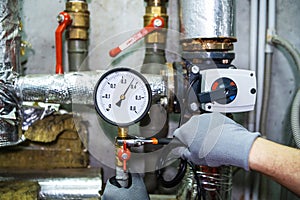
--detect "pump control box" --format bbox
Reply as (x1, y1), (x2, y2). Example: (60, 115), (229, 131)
(200, 68), (257, 113)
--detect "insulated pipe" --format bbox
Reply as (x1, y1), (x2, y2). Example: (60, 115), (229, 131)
(15, 71), (166, 105)
(0, 0), (21, 80)
(180, 0), (235, 39)
(0, 0), (22, 147)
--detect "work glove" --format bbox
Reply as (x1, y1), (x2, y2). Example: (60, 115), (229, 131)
(173, 112), (260, 170)
(101, 173), (149, 200)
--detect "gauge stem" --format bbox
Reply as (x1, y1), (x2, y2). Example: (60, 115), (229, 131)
(115, 126), (129, 187)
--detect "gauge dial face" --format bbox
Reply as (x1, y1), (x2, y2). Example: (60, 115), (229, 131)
(94, 68), (152, 127)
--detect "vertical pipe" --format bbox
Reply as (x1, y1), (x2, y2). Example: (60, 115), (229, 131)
(260, 0), (276, 136)
(179, 1), (235, 199)
(256, 0), (267, 132)
(248, 0), (258, 133)
(65, 0), (90, 72)
(0, 0), (21, 79)
(257, 2), (267, 200)
(0, 0), (22, 146)
(115, 127), (129, 188)
(141, 0), (169, 193)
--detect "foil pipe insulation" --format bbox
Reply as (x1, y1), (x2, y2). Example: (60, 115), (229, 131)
(15, 71), (167, 105)
(180, 0), (236, 39)
(0, 0), (21, 81)
(0, 0), (22, 147)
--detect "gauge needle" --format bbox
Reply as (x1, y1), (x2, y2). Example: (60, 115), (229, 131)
(116, 78), (135, 107)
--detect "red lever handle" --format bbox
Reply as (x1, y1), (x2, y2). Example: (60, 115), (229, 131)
(109, 16), (165, 57)
(55, 12), (72, 74)
(117, 141), (131, 172)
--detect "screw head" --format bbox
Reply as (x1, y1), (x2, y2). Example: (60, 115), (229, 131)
(153, 19), (163, 27)
(191, 65), (200, 74)
(57, 14), (64, 23)
(121, 153), (128, 160)
(190, 102), (198, 111)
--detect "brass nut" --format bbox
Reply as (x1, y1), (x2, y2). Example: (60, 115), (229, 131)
(181, 38), (236, 51)
(68, 12), (89, 28)
(67, 28), (88, 40)
(66, 2), (88, 12)
(145, 31), (166, 43)
(145, 6), (166, 15)
(118, 127), (128, 138)
(144, 6), (168, 28)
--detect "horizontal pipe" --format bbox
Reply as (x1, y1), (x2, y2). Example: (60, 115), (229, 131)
(0, 168), (102, 199)
(15, 71), (167, 105)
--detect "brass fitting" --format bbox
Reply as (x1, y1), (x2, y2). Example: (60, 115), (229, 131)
(116, 127), (129, 167)
(65, 1), (89, 40)
(118, 127), (129, 138)
(144, 0), (168, 44)
(181, 38), (237, 52)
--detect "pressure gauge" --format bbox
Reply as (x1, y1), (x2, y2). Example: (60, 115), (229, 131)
(94, 68), (152, 127)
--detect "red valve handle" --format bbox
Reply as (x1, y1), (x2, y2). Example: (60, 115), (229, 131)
(109, 16), (165, 57)
(55, 12), (72, 74)
(117, 141), (131, 171)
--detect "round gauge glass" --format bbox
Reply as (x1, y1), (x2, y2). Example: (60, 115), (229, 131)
(94, 67), (152, 127)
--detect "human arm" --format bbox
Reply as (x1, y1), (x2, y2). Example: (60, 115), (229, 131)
(173, 113), (300, 196)
(249, 137), (300, 196)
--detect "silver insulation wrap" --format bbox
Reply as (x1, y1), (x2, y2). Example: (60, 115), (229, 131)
(180, 0), (235, 39)
(0, 0), (21, 80)
(0, 83), (23, 147)
(16, 71), (166, 105)
(0, 168), (102, 199)
(0, 0), (22, 146)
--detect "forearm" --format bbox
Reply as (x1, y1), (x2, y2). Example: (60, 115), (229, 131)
(249, 137), (300, 196)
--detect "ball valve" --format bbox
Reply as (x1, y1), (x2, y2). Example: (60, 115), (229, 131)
(55, 12), (72, 74)
(109, 16), (165, 57)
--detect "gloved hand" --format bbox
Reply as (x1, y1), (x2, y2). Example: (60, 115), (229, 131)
(173, 112), (260, 170)
(101, 173), (149, 200)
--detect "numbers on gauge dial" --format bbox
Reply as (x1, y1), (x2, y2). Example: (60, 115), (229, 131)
(95, 69), (151, 126)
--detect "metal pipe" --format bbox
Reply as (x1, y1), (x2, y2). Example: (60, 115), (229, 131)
(247, 2), (259, 200)
(0, 168), (102, 199)
(0, 0), (23, 147)
(65, 0), (90, 72)
(248, 0), (258, 133)
(178, 1), (236, 199)
(256, 0), (267, 132)
(0, 0), (21, 80)
(260, 0), (276, 137)
(180, 0), (235, 39)
(15, 71), (166, 105)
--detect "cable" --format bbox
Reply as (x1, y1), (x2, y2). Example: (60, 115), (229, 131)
(271, 35), (300, 148)
(157, 158), (187, 188)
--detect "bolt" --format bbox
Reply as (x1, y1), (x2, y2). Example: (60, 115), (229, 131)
(191, 65), (200, 74)
(57, 14), (64, 23)
(160, 97), (168, 107)
(153, 19), (162, 27)
(190, 102), (198, 111)
(121, 153), (128, 160)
